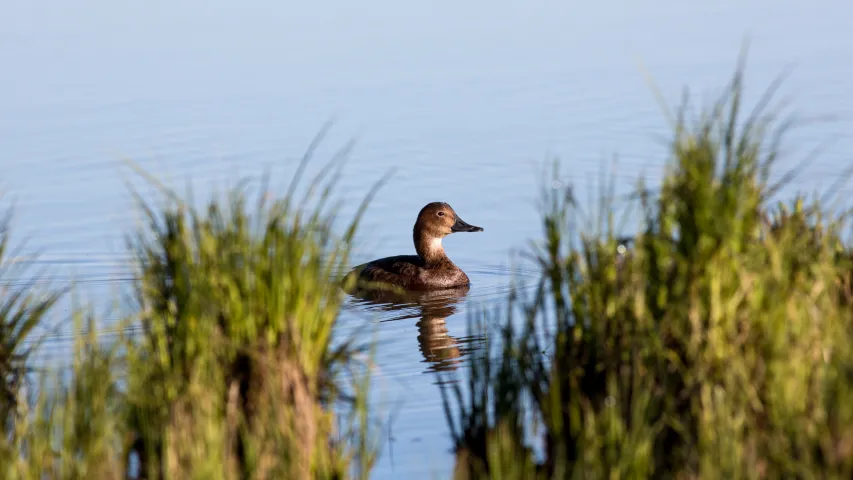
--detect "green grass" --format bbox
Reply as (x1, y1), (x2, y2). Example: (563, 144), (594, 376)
(442, 61), (853, 479)
(120, 148), (386, 479)
(0, 135), (387, 479)
(0, 206), (64, 433)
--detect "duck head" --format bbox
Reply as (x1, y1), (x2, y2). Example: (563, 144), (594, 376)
(414, 202), (483, 238)
(413, 202), (483, 263)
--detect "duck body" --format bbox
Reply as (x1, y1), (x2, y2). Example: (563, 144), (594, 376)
(355, 254), (470, 290)
(345, 202), (483, 291)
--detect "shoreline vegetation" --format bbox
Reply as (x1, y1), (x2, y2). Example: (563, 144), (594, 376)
(3, 60), (853, 479)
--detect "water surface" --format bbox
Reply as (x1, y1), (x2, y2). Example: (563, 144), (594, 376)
(3, 1), (853, 478)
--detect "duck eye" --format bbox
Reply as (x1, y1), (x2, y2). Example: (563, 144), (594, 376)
(437, 211), (445, 217)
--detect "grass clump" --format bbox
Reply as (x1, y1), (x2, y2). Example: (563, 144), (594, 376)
(0, 137), (385, 480)
(443, 62), (853, 479)
(0, 207), (63, 431)
(0, 311), (126, 478)
(122, 146), (385, 479)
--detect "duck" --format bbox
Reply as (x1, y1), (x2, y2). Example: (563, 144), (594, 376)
(344, 202), (483, 291)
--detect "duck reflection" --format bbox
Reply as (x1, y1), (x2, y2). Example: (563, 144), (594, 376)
(346, 285), (476, 373)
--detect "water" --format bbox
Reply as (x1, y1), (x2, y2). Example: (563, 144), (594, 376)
(3, 0), (853, 477)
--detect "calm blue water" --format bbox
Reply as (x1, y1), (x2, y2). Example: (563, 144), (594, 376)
(3, 1), (853, 477)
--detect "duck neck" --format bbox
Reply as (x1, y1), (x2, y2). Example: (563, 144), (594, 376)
(414, 232), (449, 265)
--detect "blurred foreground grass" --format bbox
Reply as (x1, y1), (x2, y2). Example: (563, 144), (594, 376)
(0, 140), (386, 479)
(443, 63), (853, 479)
(1, 59), (852, 479)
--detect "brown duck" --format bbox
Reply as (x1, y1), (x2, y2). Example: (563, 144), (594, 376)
(345, 202), (483, 291)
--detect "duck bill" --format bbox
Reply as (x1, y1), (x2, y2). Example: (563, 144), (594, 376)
(451, 216), (484, 233)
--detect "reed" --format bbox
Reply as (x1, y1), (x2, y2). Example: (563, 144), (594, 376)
(0, 134), (386, 480)
(122, 145), (385, 479)
(0, 310), (126, 478)
(0, 206), (63, 432)
(443, 61), (853, 479)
